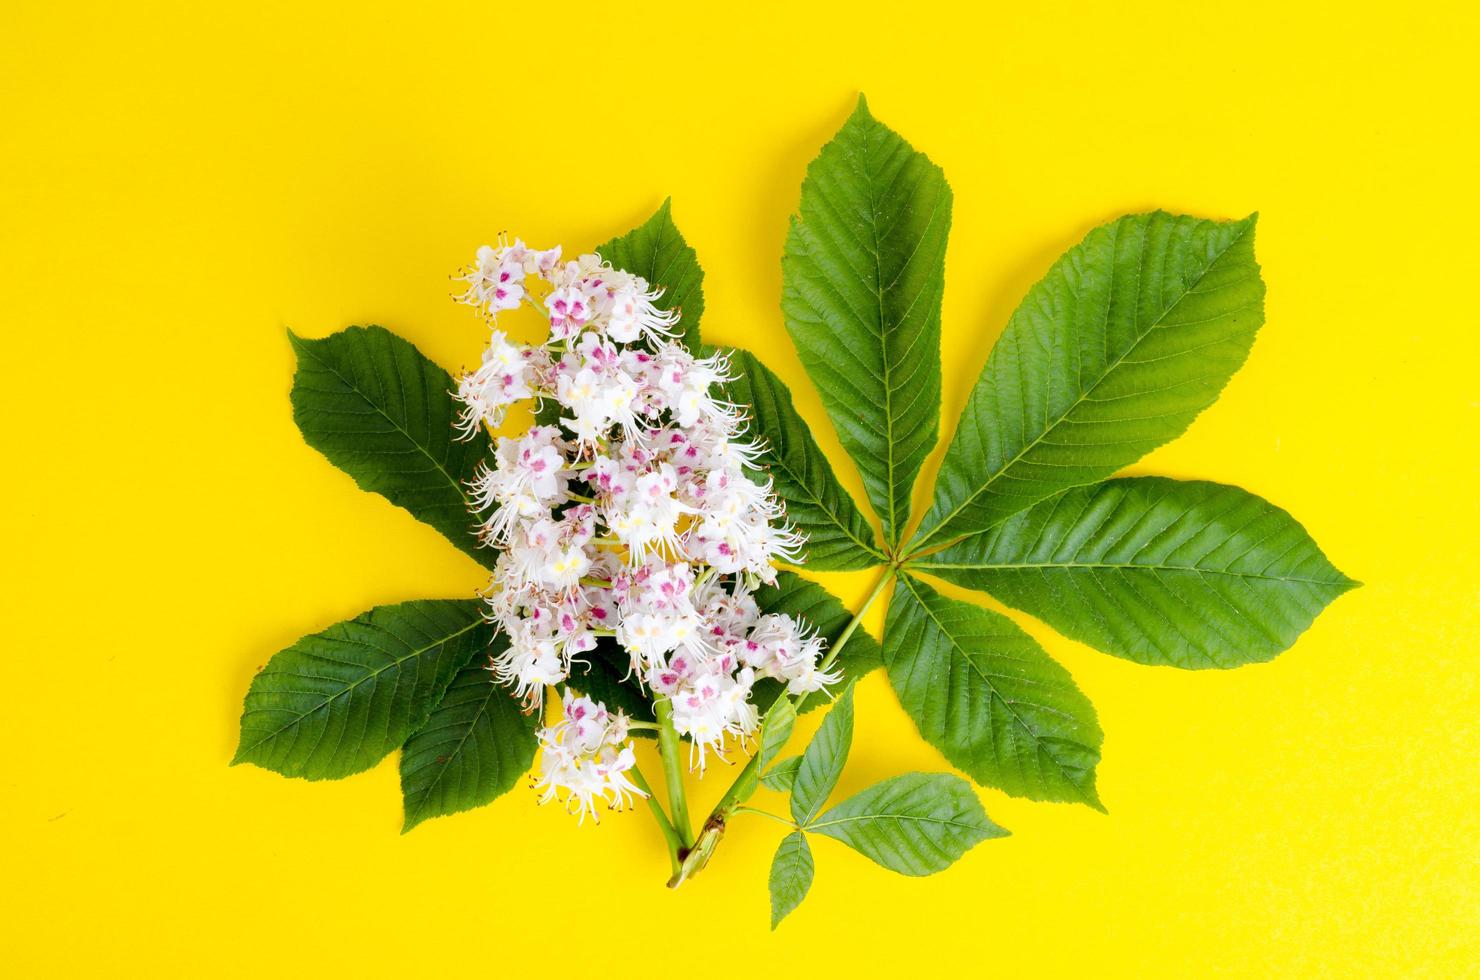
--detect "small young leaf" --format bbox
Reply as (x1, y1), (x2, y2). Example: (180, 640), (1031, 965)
(761, 755), (803, 794)
(756, 697), (797, 773)
(719, 347), (883, 569)
(750, 571), (883, 714)
(782, 95), (951, 545)
(289, 326), (493, 567)
(912, 211), (1266, 552)
(915, 477), (1358, 668)
(234, 600), (487, 780)
(596, 198), (705, 350)
(769, 832), (815, 928)
(790, 686), (855, 825)
(808, 773), (1007, 876)
(399, 648), (539, 832)
(884, 575), (1104, 808)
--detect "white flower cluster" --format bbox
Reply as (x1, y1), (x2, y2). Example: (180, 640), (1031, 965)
(533, 691), (643, 824)
(453, 238), (838, 821)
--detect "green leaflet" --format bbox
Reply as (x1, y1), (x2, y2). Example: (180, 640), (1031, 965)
(399, 645), (539, 832)
(790, 685), (855, 825)
(912, 212), (1266, 552)
(756, 697), (797, 774)
(749, 571), (883, 714)
(234, 600), (487, 780)
(761, 755), (802, 793)
(768, 832), (815, 928)
(720, 347), (883, 569)
(916, 477), (1358, 668)
(597, 198), (705, 350)
(807, 772), (1007, 876)
(884, 575), (1104, 808)
(289, 326), (493, 567)
(782, 95), (950, 546)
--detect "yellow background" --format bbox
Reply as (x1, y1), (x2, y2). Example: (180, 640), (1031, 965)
(4, 3), (1476, 976)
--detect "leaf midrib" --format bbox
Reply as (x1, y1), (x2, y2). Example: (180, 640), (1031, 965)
(808, 811), (984, 832)
(912, 559), (1346, 586)
(294, 333), (474, 512)
(403, 676), (499, 820)
(767, 442), (884, 560)
(910, 222), (1253, 552)
(899, 575), (1095, 804)
(239, 617), (482, 755)
(859, 123), (899, 544)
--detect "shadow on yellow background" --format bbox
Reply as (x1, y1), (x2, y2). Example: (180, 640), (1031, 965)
(3, 3), (1476, 976)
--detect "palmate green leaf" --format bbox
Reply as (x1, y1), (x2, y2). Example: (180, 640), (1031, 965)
(234, 600), (487, 780)
(769, 832), (815, 929)
(597, 198), (705, 349)
(290, 326), (493, 567)
(782, 95), (951, 546)
(399, 638), (539, 832)
(807, 772), (1007, 876)
(912, 211), (1266, 553)
(750, 571), (884, 714)
(915, 477), (1358, 668)
(720, 348), (883, 569)
(885, 575), (1104, 808)
(761, 755), (803, 793)
(790, 685), (855, 825)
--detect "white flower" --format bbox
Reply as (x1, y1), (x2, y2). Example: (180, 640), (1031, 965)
(741, 613), (840, 694)
(665, 664), (759, 770)
(547, 283), (593, 337)
(454, 330), (532, 435)
(534, 692), (645, 823)
(654, 345), (738, 430)
(468, 427), (570, 544)
(607, 463), (691, 559)
(491, 620), (567, 710)
(458, 242), (527, 314)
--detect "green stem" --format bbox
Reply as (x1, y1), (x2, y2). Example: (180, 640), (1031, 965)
(733, 805), (798, 829)
(816, 567), (894, 676)
(670, 565), (896, 887)
(653, 697), (693, 849)
(628, 766), (682, 877)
